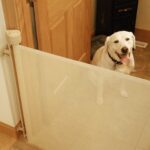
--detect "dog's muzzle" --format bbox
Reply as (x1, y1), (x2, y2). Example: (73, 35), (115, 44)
(115, 51), (130, 65)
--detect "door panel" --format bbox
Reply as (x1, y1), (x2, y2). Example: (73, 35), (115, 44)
(51, 17), (67, 57)
(72, 0), (85, 60)
(34, 0), (91, 62)
(2, 0), (91, 62)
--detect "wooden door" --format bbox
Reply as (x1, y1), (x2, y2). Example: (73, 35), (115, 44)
(2, 0), (34, 48)
(34, 0), (92, 62)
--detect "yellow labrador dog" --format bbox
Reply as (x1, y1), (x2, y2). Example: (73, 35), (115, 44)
(92, 31), (135, 74)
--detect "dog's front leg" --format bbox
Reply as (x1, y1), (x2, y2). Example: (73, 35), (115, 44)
(128, 53), (135, 72)
(115, 65), (131, 74)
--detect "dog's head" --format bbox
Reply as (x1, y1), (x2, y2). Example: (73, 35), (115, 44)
(105, 31), (136, 64)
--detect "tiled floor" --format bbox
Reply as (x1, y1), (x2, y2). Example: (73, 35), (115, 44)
(131, 44), (150, 80)
(0, 133), (16, 150)
(11, 138), (41, 150)
(131, 30), (150, 80)
(0, 132), (40, 150)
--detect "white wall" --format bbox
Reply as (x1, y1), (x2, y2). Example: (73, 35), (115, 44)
(136, 0), (150, 31)
(0, 0), (20, 127)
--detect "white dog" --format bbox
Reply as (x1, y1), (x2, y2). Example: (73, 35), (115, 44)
(92, 31), (135, 74)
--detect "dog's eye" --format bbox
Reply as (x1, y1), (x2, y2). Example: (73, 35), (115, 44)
(114, 40), (119, 43)
(126, 38), (130, 41)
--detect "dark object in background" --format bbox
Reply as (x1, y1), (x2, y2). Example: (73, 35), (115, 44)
(91, 35), (107, 60)
(95, 0), (138, 35)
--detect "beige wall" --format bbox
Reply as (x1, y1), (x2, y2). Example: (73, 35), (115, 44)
(136, 0), (150, 31)
(0, 0), (20, 127)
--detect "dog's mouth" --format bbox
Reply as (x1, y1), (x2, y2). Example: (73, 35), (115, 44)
(115, 51), (130, 64)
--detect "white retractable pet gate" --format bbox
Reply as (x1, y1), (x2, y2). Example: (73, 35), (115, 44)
(7, 31), (150, 150)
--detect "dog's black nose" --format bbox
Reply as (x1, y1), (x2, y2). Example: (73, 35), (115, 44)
(121, 47), (128, 54)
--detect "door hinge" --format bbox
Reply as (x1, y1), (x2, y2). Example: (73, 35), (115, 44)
(27, 0), (36, 6)
(28, 0), (36, 3)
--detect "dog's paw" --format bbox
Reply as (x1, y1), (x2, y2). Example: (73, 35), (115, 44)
(115, 65), (131, 74)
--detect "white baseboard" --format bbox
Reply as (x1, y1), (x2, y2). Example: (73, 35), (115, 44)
(136, 41), (148, 48)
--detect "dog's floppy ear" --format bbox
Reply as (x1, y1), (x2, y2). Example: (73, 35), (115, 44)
(104, 36), (110, 49)
(130, 32), (136, 50)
